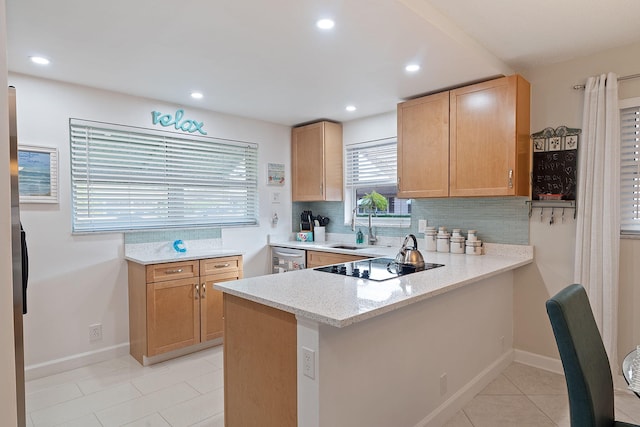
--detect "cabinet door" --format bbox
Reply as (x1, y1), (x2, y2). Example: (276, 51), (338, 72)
(147, 277), (200, 357)
(397, 91), (450, 198)
(449, 75), (529, 196)
(200, 256), (243, 343)
(292, 122), (325, 201)
(201, 271), (239, 342)
(291, 121), (343, 201)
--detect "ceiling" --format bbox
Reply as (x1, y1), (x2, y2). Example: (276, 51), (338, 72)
(6, 0), (640, 126)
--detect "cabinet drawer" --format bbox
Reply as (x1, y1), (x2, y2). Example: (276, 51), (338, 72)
(146, 260), (199, 283)
(306, 251), (369, 268)
(200, 256), (243, 277)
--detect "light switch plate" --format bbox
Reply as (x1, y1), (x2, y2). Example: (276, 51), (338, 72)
(270, 191), (281, 204)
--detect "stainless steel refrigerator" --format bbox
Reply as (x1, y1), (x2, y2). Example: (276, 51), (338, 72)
(9, 85), (28, 427)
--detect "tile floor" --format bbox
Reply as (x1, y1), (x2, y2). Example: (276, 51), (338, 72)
(25, 346), (224, 427)
(444, 362), (640, 427)
(25, 348), (640, 427)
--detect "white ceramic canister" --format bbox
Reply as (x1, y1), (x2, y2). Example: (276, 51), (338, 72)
(436, 231), (449, 252)
(424, 226), (437, 252)
(450, 236), (465, 254)
(466, 240), (483, 255)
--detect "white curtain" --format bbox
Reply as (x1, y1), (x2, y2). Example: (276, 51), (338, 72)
(574, 72), (620, 365)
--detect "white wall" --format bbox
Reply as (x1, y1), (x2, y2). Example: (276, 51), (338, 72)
(515, 42), (640, 367)
(8, 73), (292, 373)
(1, 0), (19, 424)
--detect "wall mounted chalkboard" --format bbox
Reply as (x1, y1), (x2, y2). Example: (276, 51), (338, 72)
(531, 126), (581, 201)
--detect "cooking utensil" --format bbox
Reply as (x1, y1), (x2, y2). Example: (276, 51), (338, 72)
(394, 234), (425, 270)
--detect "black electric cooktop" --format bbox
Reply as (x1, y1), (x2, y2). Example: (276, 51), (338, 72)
(314, 257), (444, 282)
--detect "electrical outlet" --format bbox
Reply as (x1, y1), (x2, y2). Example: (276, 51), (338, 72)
(302, 347), (315, 379)
(89, 324), (102, 342)
(440, 373), (447, 396)
(418, 219), (427, 233)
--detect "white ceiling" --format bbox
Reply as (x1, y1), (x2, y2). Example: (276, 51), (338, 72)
(6, 0), (640, 126)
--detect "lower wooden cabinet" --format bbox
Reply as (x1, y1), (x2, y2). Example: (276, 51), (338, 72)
(128, 255), (243, 364)
(306, 250), (369, 268)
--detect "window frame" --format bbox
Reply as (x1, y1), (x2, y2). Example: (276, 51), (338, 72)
(343, 137), (411, 228)
(620, 96), (640, 237)
(70, 119), (259, 234)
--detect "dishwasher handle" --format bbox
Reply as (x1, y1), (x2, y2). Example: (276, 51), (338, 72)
(273, 250), (305, 258)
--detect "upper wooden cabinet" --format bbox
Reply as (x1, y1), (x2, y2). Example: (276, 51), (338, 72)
(291, 121), (343, 201)
(397, 91), (450, 198)
(397, 74), (531, 198)
(449, 75), (530, 197)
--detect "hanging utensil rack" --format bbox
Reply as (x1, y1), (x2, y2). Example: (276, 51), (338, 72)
(526, 200), (576, 222)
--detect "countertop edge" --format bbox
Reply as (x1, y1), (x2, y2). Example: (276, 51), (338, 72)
(216, 253), (533, 328)
(125, 249), (244, 265)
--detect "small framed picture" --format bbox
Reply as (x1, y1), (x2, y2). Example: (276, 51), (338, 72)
(533, 138), (546, 152)
(565, 135), (578, 150)
(548, 137), (562, 151)
(267, 162), (285, 186)
(18, 145), (59, 203)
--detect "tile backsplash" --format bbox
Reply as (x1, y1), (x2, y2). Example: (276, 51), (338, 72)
(293, 197), (530, 245)
(124, 227), (222, 244)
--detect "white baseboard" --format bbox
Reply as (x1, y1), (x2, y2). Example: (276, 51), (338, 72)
(513, 349), (564, 375)
(415, 350), (515, 427)
(25, 342), (130, 381)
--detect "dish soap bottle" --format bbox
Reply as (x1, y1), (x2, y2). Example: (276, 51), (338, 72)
(356, 229), (364, 244)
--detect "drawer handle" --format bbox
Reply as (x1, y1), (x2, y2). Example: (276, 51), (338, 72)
(165, 268), (183, 274)
(195, 284), (199, 300)
(214, 263), (230, 268)
(201, 283), (206, 299)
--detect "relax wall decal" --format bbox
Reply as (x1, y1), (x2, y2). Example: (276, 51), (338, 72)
(151, 109), (207, 135)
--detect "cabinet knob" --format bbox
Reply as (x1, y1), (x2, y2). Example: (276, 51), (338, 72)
(397, 176), (401, 191)
(165, 268), (183, 274)
(201, 283), (206, 299)
(214, 263), (230, 268)
(508, 169), (513, 189)
(195, 284), (199, 300)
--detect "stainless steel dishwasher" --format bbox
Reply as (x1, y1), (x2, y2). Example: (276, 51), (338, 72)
(271, 247), (306, 273)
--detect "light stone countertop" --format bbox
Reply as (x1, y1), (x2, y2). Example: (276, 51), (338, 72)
(216, 243), (533, 328)
(125, 239), (242, 265)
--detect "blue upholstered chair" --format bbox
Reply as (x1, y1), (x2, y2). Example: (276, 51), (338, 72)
(546, 283), (639, 427)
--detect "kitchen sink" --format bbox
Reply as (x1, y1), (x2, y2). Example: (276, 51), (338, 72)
(329, 244), (366, 250)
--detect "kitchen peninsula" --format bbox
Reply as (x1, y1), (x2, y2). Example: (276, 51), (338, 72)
(215, 244), (533, 427)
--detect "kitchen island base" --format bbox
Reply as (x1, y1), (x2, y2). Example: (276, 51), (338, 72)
(223, 294), (297, 427)
(223, 271), (516, 427)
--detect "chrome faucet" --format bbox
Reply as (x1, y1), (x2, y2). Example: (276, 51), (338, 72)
(368, 212), (377, 245)
(351, 208), (357, 232)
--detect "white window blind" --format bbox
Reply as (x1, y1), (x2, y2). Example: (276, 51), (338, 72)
(621, 103), (640, 233)
(70, 119), (258, 233)
(345, 139), (397, 188)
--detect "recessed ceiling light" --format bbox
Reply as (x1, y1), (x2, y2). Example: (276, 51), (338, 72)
(405, 64), (420, 72)
(190, 92), (204, 99)
(346, 105), (357, 112)
(316, 19), (335, 30)
(30, 56), (50, 65)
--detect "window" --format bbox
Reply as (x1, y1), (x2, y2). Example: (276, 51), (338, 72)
(345, 138), (410, 225)
(70, 119), (258, 233)
(620, 98), (640, 234)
